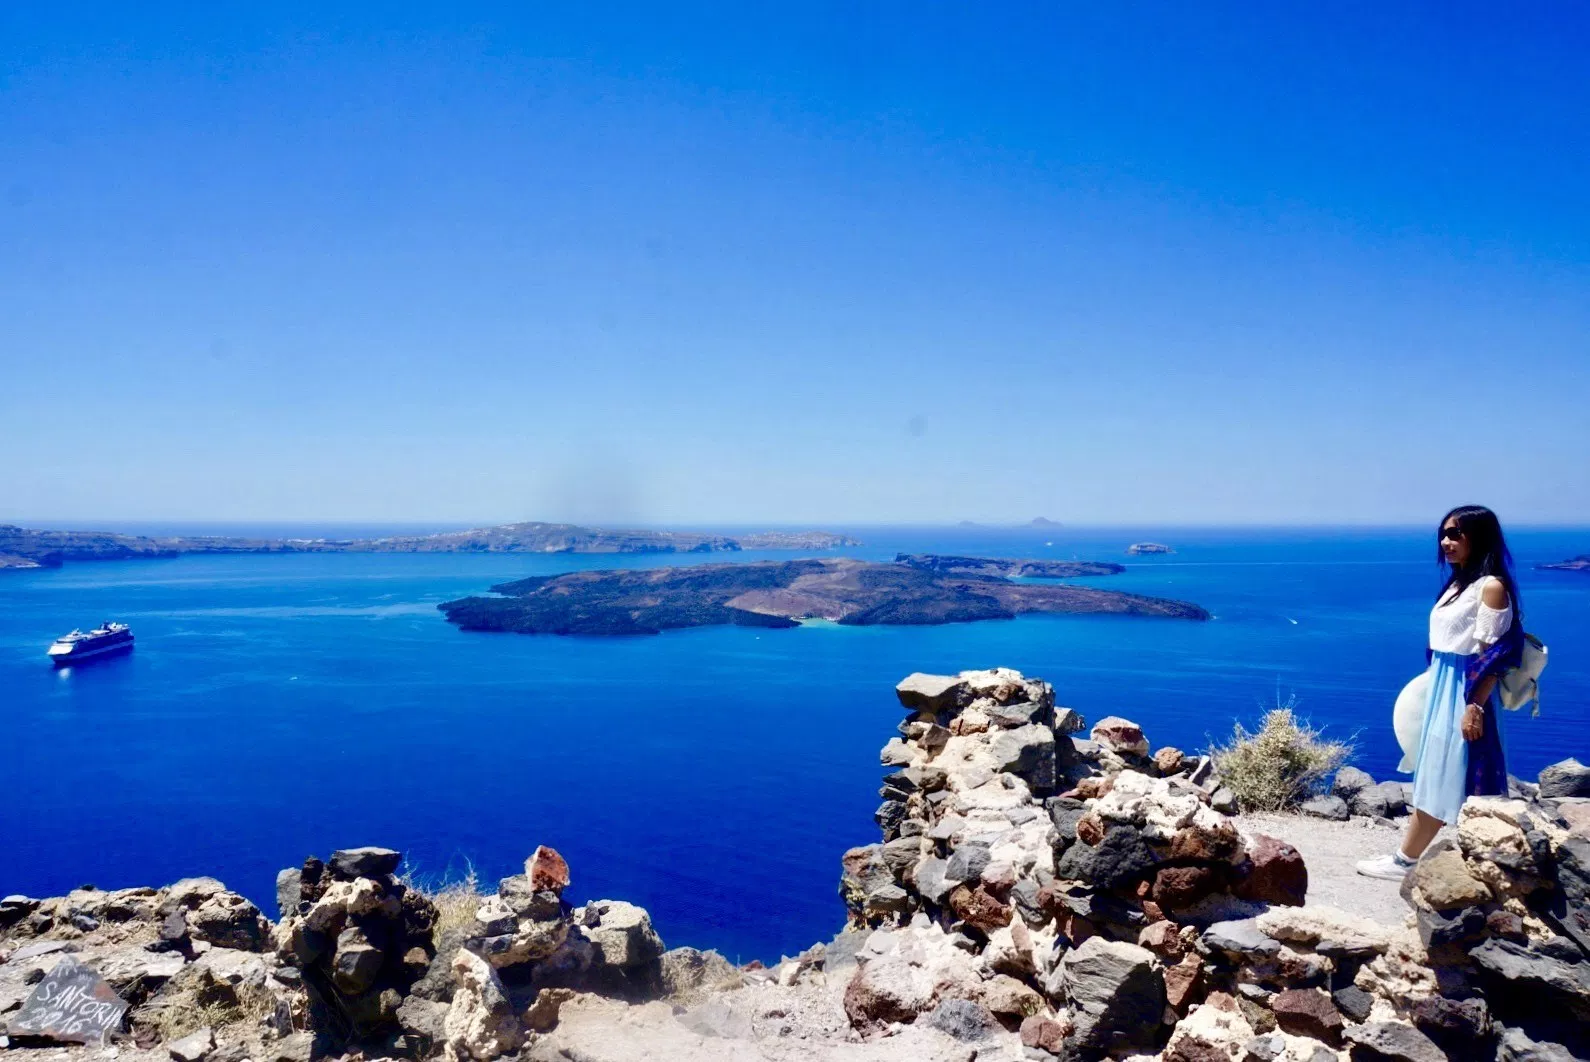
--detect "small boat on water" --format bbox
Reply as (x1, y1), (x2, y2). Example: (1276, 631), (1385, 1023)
(47, 621), (135, 666)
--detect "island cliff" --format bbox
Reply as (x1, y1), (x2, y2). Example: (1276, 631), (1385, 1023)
(438, 556), (1208, 636)
(0, 523), (861, 571)
(1539, 555), (1590, 572)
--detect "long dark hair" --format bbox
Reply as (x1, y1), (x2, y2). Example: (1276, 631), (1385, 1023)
(1437, 504), (1521, 615)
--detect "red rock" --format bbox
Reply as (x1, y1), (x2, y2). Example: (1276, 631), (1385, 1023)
(1163, 953), (1204, 1010)
(1233, 834), (1307, 907)
(1169, 821), (1243, 863)
(1075, 813), (1106, 846)
(1020, 1014), (1072, 1053)
(1058, 912), (1096, 947)
(1073, 777), (1113, 800)
(1204, 991), (1237, 1013)
(527, 846), (571, 892)
(1091, 717), (1149, 756)
(949, 885), (1012, 934)
(1153, 865), (1222, 910)
(1153, 747), (1185, 774)
(1133, 879), (1154, 900)
(1271, 988), (1344, 1045)
(1138, 920), (1184, 956)
(982, 862), (1018, 894)
(1486, 909), (1527, 942)
(1141, 900), (1165, 923)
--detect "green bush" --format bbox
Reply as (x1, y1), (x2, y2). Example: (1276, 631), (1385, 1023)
(1210, 706), (1351, 813)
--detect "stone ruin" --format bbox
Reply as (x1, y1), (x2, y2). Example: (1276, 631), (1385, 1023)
(833, 667), (1590, 1061)
(0, 844), (692, 1062)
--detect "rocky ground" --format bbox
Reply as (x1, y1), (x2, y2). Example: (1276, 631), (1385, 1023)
(1235, 815), (1409, 928)
(6, 671), (1590, 1062)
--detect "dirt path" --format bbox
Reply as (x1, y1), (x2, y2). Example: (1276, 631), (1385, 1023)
(1238, 812), (1417, 928)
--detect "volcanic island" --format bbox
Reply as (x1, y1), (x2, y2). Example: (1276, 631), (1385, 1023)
(438, 554), (1209, 636)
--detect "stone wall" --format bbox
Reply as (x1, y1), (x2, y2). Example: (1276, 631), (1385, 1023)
(836, 667), (1590, 1061)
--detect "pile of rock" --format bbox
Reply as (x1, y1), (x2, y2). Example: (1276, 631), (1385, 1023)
(1, 879), (303, 1060)
(3, 844), (691, 1062)
(394, 845), (674, 1062)
(272, 847), (439, 1047)
(834, 667), (1590, 1062)
(1389, 791), (1590, 1058)
(1300, 766), (1412, 823)
(838, 668), (1308, 1059)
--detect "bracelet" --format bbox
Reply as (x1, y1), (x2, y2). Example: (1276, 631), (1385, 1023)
(1467, 702), (1485, 714)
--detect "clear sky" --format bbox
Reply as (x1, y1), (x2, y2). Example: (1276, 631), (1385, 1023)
(3, 4), (1587, 527)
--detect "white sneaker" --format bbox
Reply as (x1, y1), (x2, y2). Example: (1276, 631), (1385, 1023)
(1355, 853), (1415, 881)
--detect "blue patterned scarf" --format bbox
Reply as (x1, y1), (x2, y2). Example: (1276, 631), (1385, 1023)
(1462, 623), (1523, 797)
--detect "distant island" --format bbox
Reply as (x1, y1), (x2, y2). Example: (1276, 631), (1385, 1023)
(1127, 542), (1175, 555)
(1539, 555), (1590, 572)
(893, 553), (1124, 578)
(1028, 516), (1062, 528)
(438, 554), (1209, 635)
(0, 522), (861, 571)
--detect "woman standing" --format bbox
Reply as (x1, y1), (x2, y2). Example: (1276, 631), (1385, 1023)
(1356, 505), (1524, 880)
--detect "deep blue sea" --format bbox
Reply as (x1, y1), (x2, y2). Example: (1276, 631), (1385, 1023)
(4, 525), (1588, 962)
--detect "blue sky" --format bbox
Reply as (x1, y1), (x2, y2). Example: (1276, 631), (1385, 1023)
(3, 4), (1587, 526)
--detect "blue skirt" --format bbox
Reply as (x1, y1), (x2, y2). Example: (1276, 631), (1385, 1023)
(1411, 651), (1506, 823)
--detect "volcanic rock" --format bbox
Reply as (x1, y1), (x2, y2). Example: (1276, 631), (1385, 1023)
(1409, 841), (1493, 911)
(1540, 759), (1590, 799)
(1332, 767), (1374, 803)
(1352, 781), (1408, 819)
(1234, 835), (1307, 907)
(1058, 937), (1166, 1055)
(1091, 717), (1149, 757)
(1342, 1020), (1446, 1062)
(442, 948), (522, 1062)
(1270, 988), (1343, 1046)
(328, 847), (402, 880)
(1300, 795), (1351, 822)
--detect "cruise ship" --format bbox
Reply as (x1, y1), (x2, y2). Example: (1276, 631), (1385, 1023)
(47, 622), (135, 666)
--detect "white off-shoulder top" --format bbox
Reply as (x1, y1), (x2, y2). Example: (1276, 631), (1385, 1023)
(1429, 576), (1512, 655)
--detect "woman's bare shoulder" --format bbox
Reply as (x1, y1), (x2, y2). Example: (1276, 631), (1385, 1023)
(1480, 577), (1510, 610)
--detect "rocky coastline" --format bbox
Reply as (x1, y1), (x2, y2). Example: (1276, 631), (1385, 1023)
(437, 557), (1208, 636)
(893, 555), (1125, 579)
(7, 668), (1590, 1062)
(0, 524), (861, 573)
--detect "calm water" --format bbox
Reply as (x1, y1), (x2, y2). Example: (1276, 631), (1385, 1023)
(4, 525), (1588, 962)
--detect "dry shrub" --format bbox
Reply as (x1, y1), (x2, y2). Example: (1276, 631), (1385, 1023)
(1210, 705), (1351, 813)
(139, 981), (277, 1041)
(403, 862), (482, 938)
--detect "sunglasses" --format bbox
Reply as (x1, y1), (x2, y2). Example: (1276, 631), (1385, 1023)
(1440, 526), (1466, 542)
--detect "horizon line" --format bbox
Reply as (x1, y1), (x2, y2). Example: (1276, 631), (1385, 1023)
(9, 517), (1590, 532)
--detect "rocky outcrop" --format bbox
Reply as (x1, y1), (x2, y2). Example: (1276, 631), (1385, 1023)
(1316, 766), (1412, 825)
(0, 881), (302, 1058)
(834, 668), (1590, 1062)
(272, 848), (437, 1045)
(836, 667), (1313, 1059)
